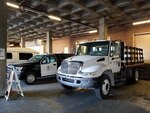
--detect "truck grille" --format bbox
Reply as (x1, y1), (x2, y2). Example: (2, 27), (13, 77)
(62, 78), (74, 83)
(61, 61), (80, 74)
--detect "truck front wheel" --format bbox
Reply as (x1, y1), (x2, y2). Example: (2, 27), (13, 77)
(95, 75), (111, 99)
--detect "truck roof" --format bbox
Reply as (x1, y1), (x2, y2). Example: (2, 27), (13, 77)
(34, 53), (73, 56)
(79, 40), (109, 44)
(79, 40), (123, 45)
(7, 47), (39, 53)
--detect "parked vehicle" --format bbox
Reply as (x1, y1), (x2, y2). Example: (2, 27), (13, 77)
(7, 47), (39, 65)
(14, 53), (73, 84)
(57, 40), (144, 99)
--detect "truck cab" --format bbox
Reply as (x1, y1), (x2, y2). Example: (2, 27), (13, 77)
(57, 40), (143, 98)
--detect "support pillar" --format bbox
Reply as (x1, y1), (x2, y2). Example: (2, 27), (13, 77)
(46, 31), (52, 53)
(7, 42), (9, 47)
(42, 41), (46, 54)
(99, 17), (108, 40)
(21, 37), (25, 48)
(0, 0), (7, 97)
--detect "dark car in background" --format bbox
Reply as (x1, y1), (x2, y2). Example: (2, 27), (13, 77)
(14, 53), (73, 84)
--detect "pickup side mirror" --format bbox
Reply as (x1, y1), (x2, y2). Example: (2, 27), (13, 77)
(41, 59), (47, 64)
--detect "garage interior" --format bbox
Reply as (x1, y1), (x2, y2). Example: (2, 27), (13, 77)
(0, 0), (150, 113)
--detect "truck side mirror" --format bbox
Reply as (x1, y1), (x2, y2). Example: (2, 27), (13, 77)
(110, 51), (113, 57)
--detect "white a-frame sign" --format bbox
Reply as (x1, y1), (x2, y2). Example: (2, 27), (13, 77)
(5, 66), (24, 101)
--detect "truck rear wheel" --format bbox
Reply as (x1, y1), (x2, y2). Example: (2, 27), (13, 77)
(126, 68), (139, 84)
(132, 69), (139, 83)
(95, 75), (111, 99)
(25, 72), (36, 85)
(126, 68), (133, 84)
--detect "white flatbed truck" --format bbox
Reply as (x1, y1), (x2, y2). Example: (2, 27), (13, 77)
(57, 40), (144, 99)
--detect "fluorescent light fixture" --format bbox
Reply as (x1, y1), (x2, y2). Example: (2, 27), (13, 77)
(9, 44), (14, 47)
(88, 30), (98, 34)
(133, 19), (150, 25)
(6, 2), (19, 9)
(38, 39), (42, 42)
(107, 36), (111, 40)
(48, 15), (62, 21)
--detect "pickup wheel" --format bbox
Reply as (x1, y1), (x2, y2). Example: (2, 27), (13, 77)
(25, 72), (36, 85)
(61, 84), (73, 90)
(95, 75), (111, 99)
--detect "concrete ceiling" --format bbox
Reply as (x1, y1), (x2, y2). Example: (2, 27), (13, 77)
(7, 0), (150, 42)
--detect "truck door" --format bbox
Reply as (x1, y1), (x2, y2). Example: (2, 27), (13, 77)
(109, 42), (121, 73)
(40, 55), (57, 76)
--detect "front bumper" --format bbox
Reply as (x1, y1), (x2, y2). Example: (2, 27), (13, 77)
(57, 73), (99, 88)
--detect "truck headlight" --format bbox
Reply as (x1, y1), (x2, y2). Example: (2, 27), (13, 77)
(57, 66), (61, 73)
(78, 71), (96, 76)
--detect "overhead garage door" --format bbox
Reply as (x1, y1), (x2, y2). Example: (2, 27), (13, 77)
(134, 33), (150, 63)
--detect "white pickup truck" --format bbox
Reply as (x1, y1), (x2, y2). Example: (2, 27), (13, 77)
(57, 40), (144, 99)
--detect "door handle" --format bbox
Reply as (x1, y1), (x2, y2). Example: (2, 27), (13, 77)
(112, 57), (120, 60)
(53, 64), (56, 66)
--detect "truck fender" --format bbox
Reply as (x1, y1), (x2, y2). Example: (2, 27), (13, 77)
(81, 64), (115, 86)
(96, 64), (115, 86)
(101, 70), (115, 86)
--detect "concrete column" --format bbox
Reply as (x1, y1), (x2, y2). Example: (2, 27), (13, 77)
(0, 0), (7, 97)
(7, 42), (9, 47)
(46, 31), (52, 53)
(42, 40), (46, 53)
(21, 37), (25, 48)
(99, 17), (107, 40)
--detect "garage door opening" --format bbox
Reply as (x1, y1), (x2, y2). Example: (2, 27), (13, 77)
(134, 32), (150, 63)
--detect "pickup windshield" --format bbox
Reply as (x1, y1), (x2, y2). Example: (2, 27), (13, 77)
(76, 41), (109, 56)
(28, 55), (45, 62)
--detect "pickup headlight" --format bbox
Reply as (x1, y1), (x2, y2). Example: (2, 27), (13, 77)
(78, 71), (96, 76)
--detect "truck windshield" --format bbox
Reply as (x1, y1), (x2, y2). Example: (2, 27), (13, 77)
(28, 55), (45, 62)
(76, 41), (109, 56)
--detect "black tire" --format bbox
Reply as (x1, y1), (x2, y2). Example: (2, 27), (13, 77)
(25, 72), (36, 85)
(61, 84), (73, 90)
(126, 68), (133, 84)
(95, 75), (111, 99)
(126, 68), (139, 84)
(132, 69), (139, 83)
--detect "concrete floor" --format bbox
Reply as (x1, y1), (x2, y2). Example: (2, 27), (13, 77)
(0, 78), (150, 113)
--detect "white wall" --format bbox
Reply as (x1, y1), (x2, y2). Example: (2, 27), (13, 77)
(25, 39), (44, 54)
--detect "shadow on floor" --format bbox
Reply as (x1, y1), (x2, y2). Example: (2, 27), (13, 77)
(33, 77), (58, 85)
(140, 63), (150, 80)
